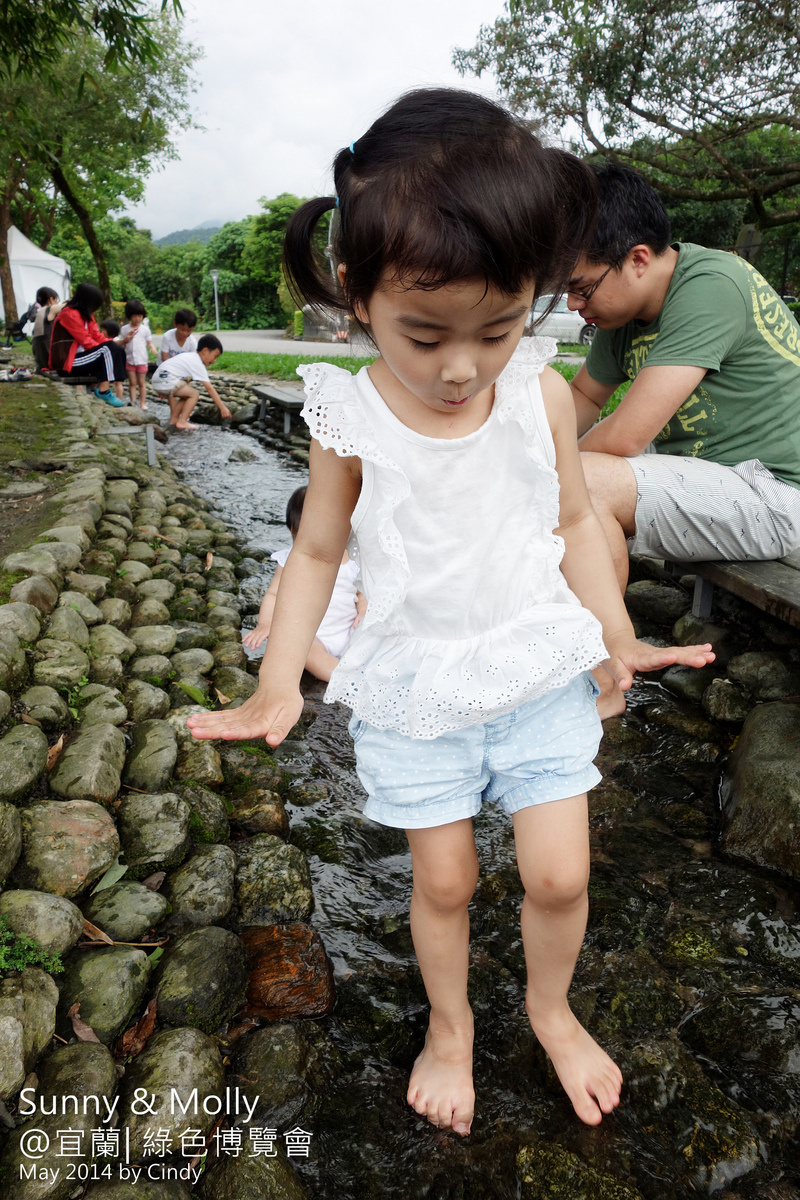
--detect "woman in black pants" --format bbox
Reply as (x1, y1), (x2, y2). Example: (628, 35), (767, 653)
(49, 283), (131, 405)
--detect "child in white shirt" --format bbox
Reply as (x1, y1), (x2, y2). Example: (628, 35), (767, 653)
(243, 486), (366, 681)
(120, 299), (157, 408)
(158, 308), (199, 363)
(150, 335), (231, 431)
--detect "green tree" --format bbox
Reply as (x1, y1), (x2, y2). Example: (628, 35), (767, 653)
(0, 12), (197, 320)
(1, 0), (183, 79)
(455, 0), (800, 229)
(241, 193), (305, 322)
(205, 218), (283, 329)
(135, 241), (208, 308)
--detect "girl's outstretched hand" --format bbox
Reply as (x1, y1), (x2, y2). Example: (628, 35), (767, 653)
(603, 636), (715, 693)
(186, 686), (304, 748)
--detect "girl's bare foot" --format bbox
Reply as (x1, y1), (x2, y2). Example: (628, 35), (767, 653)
(175, 421), (199, 431)
(406, 1020), (474, 1136)
(528, 1005), (622, 1125)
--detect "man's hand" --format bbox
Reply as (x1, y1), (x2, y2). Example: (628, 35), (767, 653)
(186, 685), (304, 748)
(602, 633), (714, 692)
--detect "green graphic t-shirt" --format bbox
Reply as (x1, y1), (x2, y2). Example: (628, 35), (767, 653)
(585, 243), (800, 488)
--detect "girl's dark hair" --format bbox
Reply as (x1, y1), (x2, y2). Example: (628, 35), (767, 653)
(65, 283), (103, 319)
(285, 486), (307, 537)
(587, 164), (671, 266)
(283, 88), (598, 319)
(36, 287), (58, 305)
(124, 299), (147, 319)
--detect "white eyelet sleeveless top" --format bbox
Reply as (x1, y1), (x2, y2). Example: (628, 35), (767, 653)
(298, 338), (607, 739)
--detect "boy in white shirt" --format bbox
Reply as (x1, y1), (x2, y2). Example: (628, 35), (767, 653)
(150, 334), (231, 431)
(158, 308), (198, 363)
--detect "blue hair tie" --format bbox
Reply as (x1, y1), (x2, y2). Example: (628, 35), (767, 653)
(334, 196), (340, 208)
(349, 141), (356, 155)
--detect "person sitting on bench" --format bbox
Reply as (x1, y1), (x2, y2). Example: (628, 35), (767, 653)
(568, 166), (800, 596)
(49, 283), (132, 406)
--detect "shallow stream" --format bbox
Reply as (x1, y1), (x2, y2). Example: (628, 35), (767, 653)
(164, 416), (800, 1200)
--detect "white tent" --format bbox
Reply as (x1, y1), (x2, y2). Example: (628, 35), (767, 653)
(0, 225), (71, 322)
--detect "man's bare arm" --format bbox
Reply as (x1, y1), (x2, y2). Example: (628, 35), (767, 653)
(570, 364), (616, 437)
(578, 363), (708, 457)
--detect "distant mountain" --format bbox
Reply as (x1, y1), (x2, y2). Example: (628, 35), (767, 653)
(156, 223), (223, 247)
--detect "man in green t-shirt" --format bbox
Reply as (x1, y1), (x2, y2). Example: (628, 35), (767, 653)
(568, 165), (800, 596)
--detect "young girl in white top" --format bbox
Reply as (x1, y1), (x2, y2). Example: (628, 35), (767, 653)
(243, 486), (366, 680)
(120, 299), (156, 408)
(189, 89), (713, 1136)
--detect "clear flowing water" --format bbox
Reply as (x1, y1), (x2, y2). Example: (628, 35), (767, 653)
(165, 420), (800, 1200)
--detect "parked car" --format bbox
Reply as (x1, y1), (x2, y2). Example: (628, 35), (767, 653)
(525, 295), (595, 345)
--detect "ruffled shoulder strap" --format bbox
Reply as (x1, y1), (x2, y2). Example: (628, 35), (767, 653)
(297, 362), (405, 476)
(297, 361), (365, 457)
(496, 335), (559, 471)
(496, 335), (557, 396)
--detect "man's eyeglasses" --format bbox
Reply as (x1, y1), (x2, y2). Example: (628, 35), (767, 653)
(567, 263), (615, 303)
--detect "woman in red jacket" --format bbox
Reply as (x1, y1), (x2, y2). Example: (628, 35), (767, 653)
(49, 283), (131, 406)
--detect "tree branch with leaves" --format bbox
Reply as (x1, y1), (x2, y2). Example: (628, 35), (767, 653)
(455, 0), (800, 228)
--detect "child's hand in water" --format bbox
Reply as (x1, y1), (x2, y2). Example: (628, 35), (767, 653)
(602, 634), (715, 692)
(242, 623), (270, 650)
(186, 685), (304, 748)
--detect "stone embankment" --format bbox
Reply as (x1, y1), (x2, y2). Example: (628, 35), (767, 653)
(625, 573), (800, 883)
(0, 381), (329, 1199)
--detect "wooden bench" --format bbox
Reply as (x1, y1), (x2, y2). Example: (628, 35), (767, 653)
(251, 384), (304, 435)
(670, 553), (800, 629)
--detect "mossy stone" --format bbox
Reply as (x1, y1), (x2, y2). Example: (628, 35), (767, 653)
(154, 926), (247, 1032)
(82, 880), (170, 942)
(163, 844), (235, 931)
(117, 791), (191, 878)
(57, 946), (151, 1044)
(0, 890), (83, 955)
(0, 724), (49, 804)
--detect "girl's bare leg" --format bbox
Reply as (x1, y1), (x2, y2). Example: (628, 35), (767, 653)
(138, 376), (147, 408)
(405, 818), (478, 1136)
(513, 795), (622, 1125)
(126, 369), (137, 404)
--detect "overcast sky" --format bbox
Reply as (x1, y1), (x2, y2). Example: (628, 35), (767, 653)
(125, 0), (504, 239)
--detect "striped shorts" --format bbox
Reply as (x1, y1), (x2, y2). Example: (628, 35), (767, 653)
(626, 453), (800, 561)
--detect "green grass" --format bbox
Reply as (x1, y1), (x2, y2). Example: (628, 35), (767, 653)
(212, 350), (628, 418)
(0, 915), (63, 977)
(210, 352), (375, 379)
(551, 362), (629, 418)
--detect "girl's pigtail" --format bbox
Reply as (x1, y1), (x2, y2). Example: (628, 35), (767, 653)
(283, 196), (345, 314)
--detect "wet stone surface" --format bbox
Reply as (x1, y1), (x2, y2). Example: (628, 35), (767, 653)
(2, 406), (794, 1197)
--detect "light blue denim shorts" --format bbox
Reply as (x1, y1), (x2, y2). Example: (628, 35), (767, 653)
(348, 673), (603, 829)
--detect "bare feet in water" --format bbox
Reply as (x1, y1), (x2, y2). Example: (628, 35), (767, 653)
(407, 1019), (475, 1136)
(529, 1005), (622, 1125)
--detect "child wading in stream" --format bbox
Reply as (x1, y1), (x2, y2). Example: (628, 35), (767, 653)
(188, 89), (714, 1136)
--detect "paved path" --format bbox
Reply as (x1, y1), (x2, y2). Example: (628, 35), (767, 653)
(154, 328), (374, 357)
(154, 328), (584, 364)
